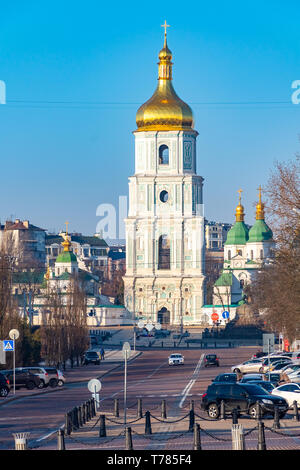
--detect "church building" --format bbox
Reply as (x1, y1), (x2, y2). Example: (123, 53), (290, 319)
(123, 24), (206, 327)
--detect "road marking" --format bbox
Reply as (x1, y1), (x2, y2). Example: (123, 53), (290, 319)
(179, 354), (204, 408)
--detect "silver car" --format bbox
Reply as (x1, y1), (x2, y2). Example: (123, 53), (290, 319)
(231, 359), (263, 374)
(21, 367), (50, 389)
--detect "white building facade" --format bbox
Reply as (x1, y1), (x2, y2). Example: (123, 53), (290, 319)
(123, 30), (205, 326)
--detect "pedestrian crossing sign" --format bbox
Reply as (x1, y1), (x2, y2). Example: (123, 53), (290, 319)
(3, 340), (14, 351)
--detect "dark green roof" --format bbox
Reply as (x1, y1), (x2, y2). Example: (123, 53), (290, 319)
(225, 221), (249, 246)
(214, 271), (233, 287)
(56, 251), (77, 263)
(12, 270), (45, 285)
(248, 219), (273, 243)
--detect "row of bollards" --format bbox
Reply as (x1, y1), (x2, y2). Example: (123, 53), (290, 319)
(65, 398), (96, 436)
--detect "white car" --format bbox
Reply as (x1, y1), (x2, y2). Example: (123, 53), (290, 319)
(168, 353), (184, 366)
(272, 383), (300, 407)
(231, 359), (263, 374)
(287, 370), (300, 383)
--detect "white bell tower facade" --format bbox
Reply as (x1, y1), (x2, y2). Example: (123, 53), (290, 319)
(123, 26), (205, 327)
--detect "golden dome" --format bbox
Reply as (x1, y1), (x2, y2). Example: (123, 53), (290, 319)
(135, 24), (194, 132)
(235, 189), (245, 222)
(255, 185), (265, 220)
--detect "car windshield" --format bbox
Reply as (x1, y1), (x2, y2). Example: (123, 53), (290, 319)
(171, 355), (182, 358)
(240, 384), (269, 395)
(253, 382), (274, 391)
(206, 355), (216, 359)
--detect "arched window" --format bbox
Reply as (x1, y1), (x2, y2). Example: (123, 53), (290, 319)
(250, 250), (254, 260)
(158, 234), (170, 269)
(240, 278), (245, 289)
(159, 145), (169, 165)
(228, 250), (231, 260)
(260, 249), (263, 260)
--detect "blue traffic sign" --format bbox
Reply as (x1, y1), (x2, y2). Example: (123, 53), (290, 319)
(222, 311), (230, 319)
(3, 340), (14, 351)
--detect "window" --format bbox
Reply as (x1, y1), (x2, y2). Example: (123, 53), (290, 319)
(159, 190), (169, 203)
(159, 145), (169, 165)
(260, 249), (263, 260)
(250, 250), (254, 260)
(158, 235), (170, 270)
(228, 250), (231, 260)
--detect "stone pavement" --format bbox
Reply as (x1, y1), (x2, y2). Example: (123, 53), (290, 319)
(33, 399), (300, 451)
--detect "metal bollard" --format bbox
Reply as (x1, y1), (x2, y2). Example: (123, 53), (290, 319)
(99, 414), (107, 437)
(73, 407), (79, 429)
(161, 400), (167, 419)
(57, 429), (65, 450)
(91, 398), (96, 417)
(189, 409), (195, 432)
(193, 423), (201, 450)
(13, 432), (30, 450)
(189, 400), (195, 412)
(231, 424), (245, 450)
(82, 403), (86, 424)
(256, 401), (262, 421)
(220, 400), (226, 420)
(137, 398), (143, 419)
(145, 411), (152, 435)
(257, 421), (266, 450)
(86, 401), (91, 421)
(232, 408), (239, 425)
(65, 413), (71, 435)
(125, 427), (133, 450)
(78, 406), (83, 427)
(114, 398), (120, 418)
(293, 401), (299, 421)
(273, 405), (280, 429)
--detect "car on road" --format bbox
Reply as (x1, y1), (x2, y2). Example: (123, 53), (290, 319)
(271, 383), (300, 408)
(2, 368), (41, 390)
(168, 353), (184, 366)
(0, 372), (10, 397)
(204, 354), (219, 368)
(201, 382), (289, 419)
(83, 351), (101, 365)
(212, 373), (238, 383)
(231, 359), (263, 374)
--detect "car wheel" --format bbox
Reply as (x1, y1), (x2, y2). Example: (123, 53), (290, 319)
(248, 405), (259, 419)
(208, 403), (220, 419)
(49, 378), (58, 388)
(0, 387), (9, 397)
(57, 380), (64, 387)
(26, 381), (35, 390)
(38, 380), (45, 389)
(233, 368), (240, 373)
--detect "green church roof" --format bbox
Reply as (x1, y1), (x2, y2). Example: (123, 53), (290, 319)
(248, 219), (273, 243)
(224, 221), (249, 246)
(214, 271), (233, 287)
(56, 251), (77, 263)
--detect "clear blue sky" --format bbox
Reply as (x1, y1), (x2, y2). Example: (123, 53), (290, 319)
(0, 0), (300, 236)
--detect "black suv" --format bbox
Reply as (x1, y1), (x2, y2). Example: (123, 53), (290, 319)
(201, 382), (288, 419)
(83, 351), (100, 365)
(0, 372), (10, 397)
(204, 354), (220, 367)
(212, 373), (237, 383)
(3, 368), (41, 390)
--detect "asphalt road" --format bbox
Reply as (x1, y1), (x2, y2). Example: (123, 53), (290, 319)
(0, 346), (255, 450)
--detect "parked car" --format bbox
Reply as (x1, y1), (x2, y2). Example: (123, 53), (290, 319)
(204, 354), (219, 368)
(250, 381), (275, 393)
(201, 382), (289, 419)
(212, 373), (238, 383)
(83, 351), (100, 365)
(239, 373), (265, 383)
(286, 370), (300, 383)
(0, 372), (10, 397)
(264, 372), (281, 387)
(271, 383), (300, 407)
(2, 368), (41, 390)
(252, 351), (266, 359)
(168, 353), (184, 366)
(231, 359), (263, 374)
(259, 356), (292, 373)
(43, 367), (62, 387)
(22, 367), (50, 389)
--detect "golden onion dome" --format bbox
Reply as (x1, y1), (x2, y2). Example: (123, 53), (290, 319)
(255, 185), (265, 220)
(136, 24), (194, 132)
(235, 189), (245, 222)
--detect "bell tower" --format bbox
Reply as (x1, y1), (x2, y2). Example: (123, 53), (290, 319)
(123, 24), (205, 327)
